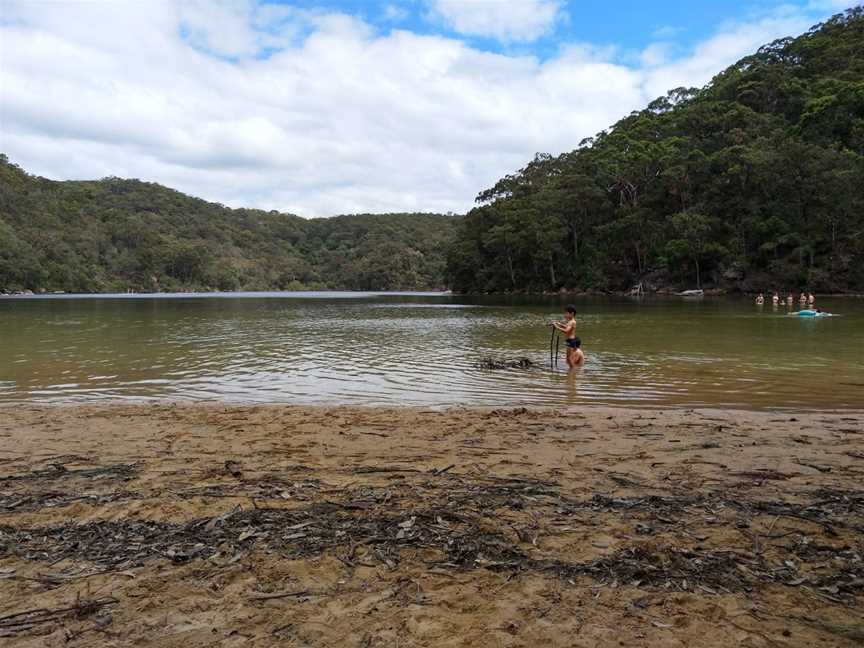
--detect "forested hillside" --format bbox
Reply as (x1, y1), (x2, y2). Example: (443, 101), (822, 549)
(447, 8), (864, 294)
(0, 157), (456, 293)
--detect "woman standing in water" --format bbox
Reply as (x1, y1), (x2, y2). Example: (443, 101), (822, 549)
(552, 305), (584, 368)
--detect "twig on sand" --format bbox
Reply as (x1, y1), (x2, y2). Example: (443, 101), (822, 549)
(431, 464), (456, 476)
(0, 597), (117, 637)
(794, 459), (832, 473)
(248, 590), (311, 601)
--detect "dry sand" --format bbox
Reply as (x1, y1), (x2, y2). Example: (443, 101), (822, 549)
(0, 404), (862, 647)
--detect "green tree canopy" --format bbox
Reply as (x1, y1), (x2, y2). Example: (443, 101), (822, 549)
(447, 8), (864, 294)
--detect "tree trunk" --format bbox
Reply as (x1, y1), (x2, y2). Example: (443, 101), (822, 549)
(570, 223), (579, 262)
(695, 258), (701, 289)
(506, 252), (516, 290)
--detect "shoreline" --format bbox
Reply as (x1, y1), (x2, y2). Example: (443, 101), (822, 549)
(1, 403), (862, 646)
(3, 290), (864, 298)
(4, 399), (864, 416)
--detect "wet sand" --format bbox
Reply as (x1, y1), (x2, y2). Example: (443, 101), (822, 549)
(0, 404), (862, 647)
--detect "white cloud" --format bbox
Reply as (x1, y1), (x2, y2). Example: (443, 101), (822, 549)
(177, 0), (300, 58)
(0, 1), (845, 217)
(427, 0), (561, 42)
(382, 4), (410, 22)
(640, 42), (673, 67)
(807, 1), (860, 11)
(652, 25), (684, 39)
(641, 12), (816, 99)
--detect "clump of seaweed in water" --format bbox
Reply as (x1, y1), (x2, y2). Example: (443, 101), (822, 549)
(475, 357), (535, 370)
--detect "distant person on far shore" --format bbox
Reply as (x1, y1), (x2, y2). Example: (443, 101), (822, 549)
(772, 292), (780, 306)
(786, 294), (794, 307)
(808, 292), (815, 306)
(756, 293), (765, 305)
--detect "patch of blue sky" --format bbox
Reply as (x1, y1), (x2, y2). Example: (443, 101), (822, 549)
(243, 0), (855, 62)
(178, 23), (238, 62)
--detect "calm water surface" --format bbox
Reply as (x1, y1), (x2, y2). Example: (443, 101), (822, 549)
(1, 292), (862, 411)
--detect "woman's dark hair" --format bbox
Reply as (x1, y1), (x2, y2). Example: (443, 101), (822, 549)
(565, 305), (577, 315)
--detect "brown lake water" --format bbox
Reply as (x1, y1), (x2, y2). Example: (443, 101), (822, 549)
(1, 292), (862, 411)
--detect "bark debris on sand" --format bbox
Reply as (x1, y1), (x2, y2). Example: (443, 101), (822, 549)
(0, 404), (861, 647)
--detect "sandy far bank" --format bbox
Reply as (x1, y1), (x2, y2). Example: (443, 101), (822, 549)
(0, 404), (862, 647)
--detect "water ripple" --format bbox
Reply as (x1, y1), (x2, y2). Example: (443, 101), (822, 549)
(0, 293), (862, 411)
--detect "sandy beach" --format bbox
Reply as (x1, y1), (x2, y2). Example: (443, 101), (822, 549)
(0, 404), (862, 647)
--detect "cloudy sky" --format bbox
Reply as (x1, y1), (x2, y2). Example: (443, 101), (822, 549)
(0, 0), (856, 217)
